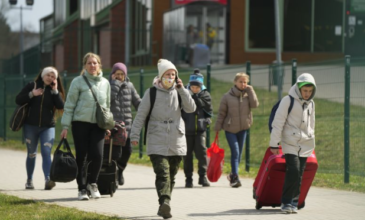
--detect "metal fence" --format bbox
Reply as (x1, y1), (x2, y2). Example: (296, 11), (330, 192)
(1, 56), (364, 182)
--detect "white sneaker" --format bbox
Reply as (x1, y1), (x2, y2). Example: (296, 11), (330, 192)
(78, 189), (89, 201)
(87, 183), (101, 199)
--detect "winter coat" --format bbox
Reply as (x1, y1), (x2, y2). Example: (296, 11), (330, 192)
(16, 79), (64, 127)
(182, 89), (212, 135)
(270, 75), (316, 157)
(109, 77), (141, 135)
(61, 71), (111, 130)
(214, 85), (259, 133)
(130, 83), (196, 156)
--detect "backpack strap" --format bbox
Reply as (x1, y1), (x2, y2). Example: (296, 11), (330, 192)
(288, 95), (294, 114)
(144, 87), (156, 145)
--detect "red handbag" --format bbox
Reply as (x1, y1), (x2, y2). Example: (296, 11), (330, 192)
(207, 132), (225, 182)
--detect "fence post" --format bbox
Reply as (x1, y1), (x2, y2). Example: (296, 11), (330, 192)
(245, 61), (251, 172)
(344, 55), (350, 183)
(139, 68), (144, 159)
(22, 74), (27, 144)
(292, 59), (297, 85)
(63, 71), (68, 90)
(3, 76), (6, 141)
(206, 63), (211, 149)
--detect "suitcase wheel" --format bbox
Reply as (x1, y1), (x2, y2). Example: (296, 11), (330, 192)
(110, 182), (114, 197)
(255, 202), (262, 210)
(298, 201), (305, 209)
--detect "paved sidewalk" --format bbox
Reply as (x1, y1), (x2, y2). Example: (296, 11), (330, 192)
(1, 148), (364, 220)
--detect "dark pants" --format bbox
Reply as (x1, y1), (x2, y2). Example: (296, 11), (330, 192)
(72, 121), (105, 191)
(150, 155), (182, 205)
(281, 154), (308, 206)
(117, 138), (132, 171)
(183, 133), (207, 178)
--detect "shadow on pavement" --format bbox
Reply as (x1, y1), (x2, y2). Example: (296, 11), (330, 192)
(188, 208), (284, 217)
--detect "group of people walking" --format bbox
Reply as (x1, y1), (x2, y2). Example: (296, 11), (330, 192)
(16, 51), (316, 218)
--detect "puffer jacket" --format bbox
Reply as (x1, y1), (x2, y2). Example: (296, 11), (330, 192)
(182, 89), (212, 135)
(214, 85), (259, 133)
(270, 74), (316, 157)
(61, 71), (111, 130)
(130, 81), (196, 156)
(109, 77), (141, 135)
(16, 79), (64, 127)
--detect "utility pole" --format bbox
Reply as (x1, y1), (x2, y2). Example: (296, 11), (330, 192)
(9, 0), (33, 76)
(274, 0), (283, 100)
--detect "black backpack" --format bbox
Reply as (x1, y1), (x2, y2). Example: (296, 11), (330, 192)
(144, 87), (181, 144)
(268, 95), (294, 133)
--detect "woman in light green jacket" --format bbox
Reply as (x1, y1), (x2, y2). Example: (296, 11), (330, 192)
(60, 52), (111, 201)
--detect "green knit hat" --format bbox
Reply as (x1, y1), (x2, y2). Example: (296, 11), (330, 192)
(298, 82), (313, 89)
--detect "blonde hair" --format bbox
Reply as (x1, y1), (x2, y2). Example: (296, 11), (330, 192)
(80, 52), (102, 75)
(234, 72), (249, 83)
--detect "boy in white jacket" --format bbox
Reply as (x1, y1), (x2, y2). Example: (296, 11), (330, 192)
(270, 73), (316, 214)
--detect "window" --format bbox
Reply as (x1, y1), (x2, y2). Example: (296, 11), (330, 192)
(283, 0), (312, 52)
(313, 0), (343, 52)
(248, 0), (275, 49)
(70, 0), (78, 15)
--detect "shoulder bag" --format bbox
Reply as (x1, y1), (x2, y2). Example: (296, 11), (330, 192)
(9, 82), (36, 131)
(83, 75), (115, 130)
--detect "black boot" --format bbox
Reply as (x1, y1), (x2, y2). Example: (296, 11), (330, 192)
(185, 177), (193, 188)
(198, 176), (210, 187)
(118, 168), (125, 186)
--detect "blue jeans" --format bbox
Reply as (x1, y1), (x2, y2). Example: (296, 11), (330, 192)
(225, 130), (247, 175)
(23, 124), (55, 180)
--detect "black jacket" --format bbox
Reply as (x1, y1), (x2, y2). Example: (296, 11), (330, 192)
(182, 89), (212, 135)
(16, 80), (64, 127)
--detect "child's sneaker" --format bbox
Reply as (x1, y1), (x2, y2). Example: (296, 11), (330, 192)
(185, 177), (193, 188)
(87, 183), (101, 199)
(44, 179), (56, 190)
(25, 179), (34, 190)
(291, 206), (298, 214)
(281, 203), (292, 213)
(78, 189), (89, 201)
(198, 176), (210, 187)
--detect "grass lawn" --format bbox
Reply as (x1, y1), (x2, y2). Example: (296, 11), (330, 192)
(0, 193), (122, 220)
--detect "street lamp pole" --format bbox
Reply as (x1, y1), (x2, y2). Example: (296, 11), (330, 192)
(9, 0), (33, 76)
(20, 5), (23, 76)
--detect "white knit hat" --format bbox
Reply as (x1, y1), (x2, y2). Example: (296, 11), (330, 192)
(157, 59), (178, 79)
(41, 67), (58, 79)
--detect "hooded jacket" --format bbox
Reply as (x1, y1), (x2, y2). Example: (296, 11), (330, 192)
(109, 74), (141, 136)
(182, 89), (212, 135)
(130, 77), (196, 156)
(214, 85), (259, 133)
(16, 79), (64, 127)
(61, 71), (111, 130)
(270, 73), (316, 157)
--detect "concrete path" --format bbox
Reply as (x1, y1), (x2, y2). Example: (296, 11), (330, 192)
(0, 148), (364, 220)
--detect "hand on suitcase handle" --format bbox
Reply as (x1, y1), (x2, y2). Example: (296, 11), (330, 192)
(270, 147), (280, 155)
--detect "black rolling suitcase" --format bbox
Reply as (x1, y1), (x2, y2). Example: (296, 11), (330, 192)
(84, 138), (119, 197)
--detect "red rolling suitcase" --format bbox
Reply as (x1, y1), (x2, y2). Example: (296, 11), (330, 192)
(253, 147), (318, 210)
